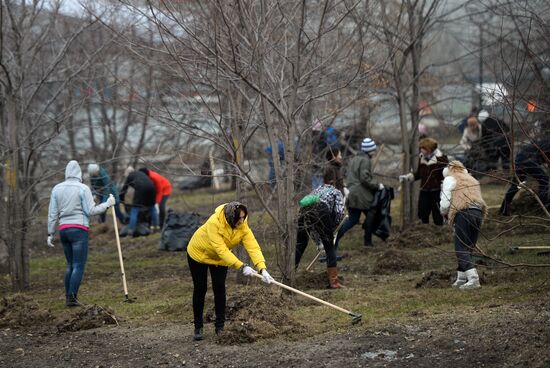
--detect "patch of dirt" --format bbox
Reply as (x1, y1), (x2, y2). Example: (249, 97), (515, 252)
(387, 223), (452, 248)
(415, 270), (455, 288)
(294, 270), (329, 290)
(372, 248), (421, 275)
(0, 294), (52, 328)
(56, 305), (120, 332)
(2, 302), (549, 367)
(205, 286), (304, 344)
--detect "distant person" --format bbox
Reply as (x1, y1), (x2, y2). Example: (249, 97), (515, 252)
(139, 168), (172, 229)
(499, 138), (550, 216)
(47, 160), (116, 307)
(265, 140), (285, 189)
(311, 123), (342, 189)
(459, 116), (482, 151)
(477, 110), (510, 170)
(399, 138), (448, 225)
(88, 163), (126, 224)
(120, 166), (157, 236)
(440, 161), (487, 290)
(457, 106), (480, 134)
(186, 202), (274, 341)
(295, 173), (346, 288)
(323, 147), (345, 193)
(334, 138), (385, 250)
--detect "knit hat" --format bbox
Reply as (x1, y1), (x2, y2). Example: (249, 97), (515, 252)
(361, 138), (377, 153)
(478, 110), (489, 123)
(88, 163), (100, 176)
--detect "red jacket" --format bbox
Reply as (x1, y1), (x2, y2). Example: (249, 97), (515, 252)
(147, 170), (172, 204)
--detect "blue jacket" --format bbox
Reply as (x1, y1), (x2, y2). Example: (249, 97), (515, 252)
(48, 161), (110, 235)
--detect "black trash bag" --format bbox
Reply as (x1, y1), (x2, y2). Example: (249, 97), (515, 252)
(370, 186), (394, 241)
(160, 211), (206, 251)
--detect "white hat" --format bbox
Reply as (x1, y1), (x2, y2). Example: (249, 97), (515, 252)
(124, 166), (135, 177)
(478, 110), (489, 123)
(87, 163), (99, 176)
(361, 138), (377, 153)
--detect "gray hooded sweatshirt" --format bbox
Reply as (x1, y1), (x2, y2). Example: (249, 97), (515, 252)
(48, 160), (110, 235)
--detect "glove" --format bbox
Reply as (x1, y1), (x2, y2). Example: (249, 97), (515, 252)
(106, 194), (116, 207)
(241, 264), (257, 277)
(47, 235), (54, 248)
(517, 181), (527, 190)
(261, 269), (274, 284)
(343, 187), (350, 197)
(154, 203), (160, 214)
(378, 183), (384, 191)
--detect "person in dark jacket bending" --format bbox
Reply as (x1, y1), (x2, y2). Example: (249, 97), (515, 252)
(120, 166), (157, 236)
(499, 138), (550, 216)
(399, 137), (448, 225)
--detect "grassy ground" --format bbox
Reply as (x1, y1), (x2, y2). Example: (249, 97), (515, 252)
(8, 183), (549, 327)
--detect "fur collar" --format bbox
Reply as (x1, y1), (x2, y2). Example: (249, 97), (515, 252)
(420, 148), (443, 165)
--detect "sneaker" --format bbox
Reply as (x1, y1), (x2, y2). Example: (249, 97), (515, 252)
(193, 328), (203, 341)
(65, 294), (81, 307)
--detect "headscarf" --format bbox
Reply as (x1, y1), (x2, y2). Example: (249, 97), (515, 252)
(223, 201), (248, 228)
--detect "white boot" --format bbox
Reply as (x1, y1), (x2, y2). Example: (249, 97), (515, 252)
(451, 271), (467, 288)
(459, 268), (480, 290)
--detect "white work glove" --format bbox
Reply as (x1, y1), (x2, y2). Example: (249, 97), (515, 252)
(343, 187), (350, 197)
(105, 194), (116, 207)
(378, 183), (384, 191)
(399, 172), (414, 182)
(154, 203), (160, 214)
(47, 235), (54, 248)
(517, 181), (527, 190)
(241, 264), (257, 277)
(260, 269), (274, 284)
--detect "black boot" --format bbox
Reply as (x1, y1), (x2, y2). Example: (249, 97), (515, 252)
(66, 293), (81, 307)
(193, 328), (203, 341)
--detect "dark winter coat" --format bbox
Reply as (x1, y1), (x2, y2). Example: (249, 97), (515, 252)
(413, 149), (448, 191)
(120, 171), (156, 206)
(346, 152), (378, 210)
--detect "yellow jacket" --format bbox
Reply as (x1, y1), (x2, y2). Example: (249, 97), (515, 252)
(187, 204), (267, 270)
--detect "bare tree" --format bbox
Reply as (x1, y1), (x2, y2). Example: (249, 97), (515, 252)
(117, 0), (379, 284)
(0, 1), (106, 290)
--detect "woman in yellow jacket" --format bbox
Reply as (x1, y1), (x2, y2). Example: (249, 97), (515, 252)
(187, 202), (274, 341)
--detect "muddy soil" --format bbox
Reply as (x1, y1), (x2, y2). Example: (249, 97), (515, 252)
(387, 223), (452, 249)
(372, 248), (422, 275)
(1, 300), (549, 368)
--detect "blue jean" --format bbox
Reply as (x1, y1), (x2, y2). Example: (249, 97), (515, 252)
(128, 205), (158, 232)
(334, 207), (376, 248)
(60, 228), (89, 296)
(453, 209), (483, 271)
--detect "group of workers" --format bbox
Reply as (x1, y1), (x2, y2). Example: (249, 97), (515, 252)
(45, 113), (549, 341)
(47, 161), (172, 307)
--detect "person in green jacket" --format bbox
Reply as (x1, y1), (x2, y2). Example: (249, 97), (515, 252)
(186, 202), (274, 341)
(334, 138), (385, 250)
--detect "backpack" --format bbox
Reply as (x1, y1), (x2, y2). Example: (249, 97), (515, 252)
(159, 211), (206, 251)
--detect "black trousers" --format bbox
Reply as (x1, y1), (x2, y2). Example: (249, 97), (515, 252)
(187, 254), (228, 330)
(453, 209), (483, 272)
(295, 203), (338, 267)
(418, 190), (443, 225)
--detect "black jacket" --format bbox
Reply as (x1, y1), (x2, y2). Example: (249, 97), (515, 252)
(120, 171), (156, 206)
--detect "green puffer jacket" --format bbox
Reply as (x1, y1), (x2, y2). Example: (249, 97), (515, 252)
(346, 152), (379, 210)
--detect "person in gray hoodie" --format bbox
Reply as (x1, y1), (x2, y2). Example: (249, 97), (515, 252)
(48, 160), (115, 307)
